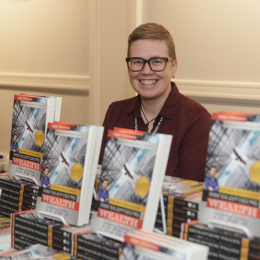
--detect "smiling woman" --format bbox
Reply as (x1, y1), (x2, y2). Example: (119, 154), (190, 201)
(99, 23), (211, 181)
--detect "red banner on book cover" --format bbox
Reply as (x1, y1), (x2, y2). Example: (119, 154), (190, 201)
(41, 194), (79, 211)
(12, 158), (42, 171)
(48, 123), (74, 131)
(207, 197), (260, 218)
(14, 95), (33, 102)
(108, 130), (138, 140)
(97, 208), (143, 228)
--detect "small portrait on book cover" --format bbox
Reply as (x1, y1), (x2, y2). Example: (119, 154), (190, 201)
(11, 134), (19, 153)
(41, 167), (50, 189)
(97, 179), (109, 203)
(205, 166), (219, 192)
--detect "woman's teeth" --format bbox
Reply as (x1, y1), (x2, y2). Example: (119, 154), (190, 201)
(140, 80), (157, 86)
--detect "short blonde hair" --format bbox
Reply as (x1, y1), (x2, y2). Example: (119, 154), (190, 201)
(127, 23), (176, 59)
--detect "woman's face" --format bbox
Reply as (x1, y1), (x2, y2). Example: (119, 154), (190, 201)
(128, 39), (177, 101)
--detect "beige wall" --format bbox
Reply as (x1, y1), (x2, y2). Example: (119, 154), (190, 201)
(99, 0), (129, 124)
(0, 0), (91, 153)
(142, 0), (260, 114)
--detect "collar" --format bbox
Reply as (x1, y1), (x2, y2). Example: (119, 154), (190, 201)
(127, 81), (180, 120)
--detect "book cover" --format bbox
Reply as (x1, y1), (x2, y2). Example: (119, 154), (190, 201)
(162, 176), (203, 200)
(9, 95), (53, 183)
(90, 130), (172, 241)
(121, 231), (208, 260)
(200, 189), (260, 237)
(20, 93), (62, 122)
(204, 118), (260, 199)
(1, 244), (80, 259)
(36, 122), (103, 225)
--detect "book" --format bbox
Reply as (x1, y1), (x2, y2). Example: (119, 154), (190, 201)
(20, 93), (62, 122)
(0, 247), (18, 257)
(49, 224), (89, 254)
(120, 230), (209, 260)
(181, 221), (260, 249)
(74, 231), (122, 259)
(181, 232), (257, 258)
(200, 115), (260, 237)
(162, 176), (203, 198)
(9, 95), (56, 183)
(154, 177), (202, 234)
(204, 117), (260, 199)
(90, 129), (172, 241)
(35, 122), (104, 225)
(200, 189), (260, 237)
(1, 244), (80, 259)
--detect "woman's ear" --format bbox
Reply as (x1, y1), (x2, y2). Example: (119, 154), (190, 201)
(172, 59), (178, 78)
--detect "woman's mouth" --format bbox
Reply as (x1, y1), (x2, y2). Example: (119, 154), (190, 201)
(140, 80), (158, 87)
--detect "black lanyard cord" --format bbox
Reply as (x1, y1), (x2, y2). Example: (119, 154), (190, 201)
(135, 116), (163, 134)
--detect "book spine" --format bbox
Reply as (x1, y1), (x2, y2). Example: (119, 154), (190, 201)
(183, 233), (242, 256)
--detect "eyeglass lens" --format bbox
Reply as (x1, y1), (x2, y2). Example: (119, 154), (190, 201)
(128, 58), (166, 71)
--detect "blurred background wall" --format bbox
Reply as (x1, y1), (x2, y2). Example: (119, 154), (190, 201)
(0, 0), (260, 153)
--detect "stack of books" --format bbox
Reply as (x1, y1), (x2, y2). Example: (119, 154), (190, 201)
(182, 222), (260, 260)
(154, 176), (203, 237)
(49, 224), (90, 254)
(11, 211), (90, 251)
(0, 176), (38, 215)
(120, 230), (209, 260)
(73, 231), (122, 259)
(11, 211), (62, 250)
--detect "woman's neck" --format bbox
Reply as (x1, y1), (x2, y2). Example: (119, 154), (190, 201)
(140, 87), (171, 121)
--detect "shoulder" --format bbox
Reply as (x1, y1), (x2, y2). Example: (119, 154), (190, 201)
(177, 92), (210, 118)
(107, 96), (137, 111)
(103, 96), (138, 126)
(175, 92), (211, 131)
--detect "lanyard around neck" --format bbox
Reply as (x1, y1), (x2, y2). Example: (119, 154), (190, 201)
(135, 116), (163, 134)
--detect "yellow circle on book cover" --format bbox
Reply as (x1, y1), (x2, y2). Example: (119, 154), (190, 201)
(35, 130), (45, 146)
(71, 163), (83, 181)
(135, 176), (150, 196)
(180, 180), (198, 186)
(250, 161), (260, 182)
(0, 218), (10, 223)
(52, 253), (71, 259)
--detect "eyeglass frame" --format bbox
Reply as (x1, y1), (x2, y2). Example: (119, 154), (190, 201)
(125, 57), (174, 72)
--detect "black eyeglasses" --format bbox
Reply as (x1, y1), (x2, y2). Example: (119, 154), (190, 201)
(126, 57), (174, 72)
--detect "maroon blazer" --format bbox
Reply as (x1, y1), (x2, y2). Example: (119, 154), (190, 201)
(99, 82), (211, 181)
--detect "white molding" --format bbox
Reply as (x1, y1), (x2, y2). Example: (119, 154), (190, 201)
(0, 72), (89, 94)
(174, 79), (260, 106)
(88, 0), (101, 125)
(181, 91), (260, 106)
(174, 79), (260, 89)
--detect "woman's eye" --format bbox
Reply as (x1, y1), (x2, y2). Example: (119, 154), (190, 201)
(133, 60), (143, 65)
(153, 59), (162, 64)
